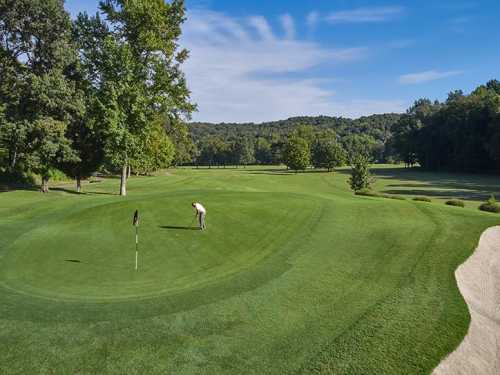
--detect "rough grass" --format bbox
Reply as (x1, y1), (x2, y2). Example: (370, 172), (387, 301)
(0, 165), (499, 374)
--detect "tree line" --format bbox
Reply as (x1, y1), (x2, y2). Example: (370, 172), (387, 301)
(188, 114), (401, 167)
(188, 81), (500, 176)
(391, 80), (500, 173)
(0, 0), (194, 195)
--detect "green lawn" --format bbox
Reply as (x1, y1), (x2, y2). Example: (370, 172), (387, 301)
(0, 165), (499, 374)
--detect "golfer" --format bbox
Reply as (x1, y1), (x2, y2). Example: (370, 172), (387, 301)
(192, 202), (207, 230)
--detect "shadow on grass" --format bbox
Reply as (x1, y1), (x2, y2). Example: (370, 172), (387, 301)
(0, 184), (39, 193)
(65, 259), (82, 263)
(248, 168), (335, 176)
(363, 166), (500, 201)
(51, 187), (115, 196)
(383, 189), (493, 201)
(159, 225), (199, 231)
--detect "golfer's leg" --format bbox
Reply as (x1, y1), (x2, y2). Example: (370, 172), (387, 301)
(201, 213), (206, 229)
(198, 214), (202, 229)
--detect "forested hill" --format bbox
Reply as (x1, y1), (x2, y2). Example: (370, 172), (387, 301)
(187, 113), (401, 165)
(189, 114), (401, 142)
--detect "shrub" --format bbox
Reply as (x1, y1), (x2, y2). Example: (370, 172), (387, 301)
(487, 194), (497, 206)
(413, 196), (432, 203)
(445, 200), (465, 208)
(349, 155), (374, 192)
(478, 195), (500, 213)
(479, 203), (500, 213)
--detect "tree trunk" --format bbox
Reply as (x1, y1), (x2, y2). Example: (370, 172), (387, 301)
(127, 165), (131, 178)
(9, 149), (17, 170)
(120, 164), (127, 196)
(76, 175), (82, 193)
(41, 176), (49, 193)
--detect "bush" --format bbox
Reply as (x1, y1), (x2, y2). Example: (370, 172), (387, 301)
(413, 196), (432, 203)
(487, 194), (497, 206)
(445, 200), (465, 207)
(479, 203), (500, 213)
(47, 168), (72, 182)
(349, 155), (373, 192)
(479, 195), (500, 213)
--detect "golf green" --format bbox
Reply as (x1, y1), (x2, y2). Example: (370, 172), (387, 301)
(0, 167), (499, 374)
(1, 191), (317, 301)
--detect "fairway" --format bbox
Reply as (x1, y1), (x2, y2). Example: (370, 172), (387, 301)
(1, 167), (499, 374)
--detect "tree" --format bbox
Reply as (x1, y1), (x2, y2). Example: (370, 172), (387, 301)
(311, 131), (346, 171)
(342, 134), (377, 164)
(283, 136), (310, 172)
(255, 137), (272, 164)
(198, 137), (227, 167)
(163, 116), (196, 166)
(348, 155), (373, 192)
(129, 120), (175, 175)
(28, 118), (79, 192)
(0, 0), (83, 191)
(391, 115), (422, 167)
(232, 137), (255, 167)
(76, 0), (195, 195)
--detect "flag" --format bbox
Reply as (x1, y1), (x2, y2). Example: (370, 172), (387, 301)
(133, 210), (139, 226)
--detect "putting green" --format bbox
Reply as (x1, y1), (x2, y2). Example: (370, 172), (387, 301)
(0, 192), (319, 301)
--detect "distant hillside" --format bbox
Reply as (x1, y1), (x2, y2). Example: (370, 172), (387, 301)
(189, 113), (401, 141)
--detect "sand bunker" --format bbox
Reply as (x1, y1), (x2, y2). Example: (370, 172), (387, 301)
(433, 226), (500, 375)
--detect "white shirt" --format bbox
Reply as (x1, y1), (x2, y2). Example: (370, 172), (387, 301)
(194, 202), (206, 214)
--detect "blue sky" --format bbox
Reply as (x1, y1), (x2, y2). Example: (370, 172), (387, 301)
(65, 0), (500, 122)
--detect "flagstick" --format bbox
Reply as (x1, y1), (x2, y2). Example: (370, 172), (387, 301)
(135, 226), (138, 271)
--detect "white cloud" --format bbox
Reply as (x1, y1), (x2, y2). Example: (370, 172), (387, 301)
(398, 70), (464, 84)
(181, 10), (402, 123)
(327, 6), (404, 24)
(280, 13), (295, 40)
(306, 11), (320, 31)
(248, 16), (275, 42)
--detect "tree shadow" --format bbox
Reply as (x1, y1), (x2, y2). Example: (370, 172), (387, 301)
(0, 184), (39, 193)
(247, 172), (291, 176)
(159, 225), (199, 231)
(371, 166), (500, 201)
(51, 187), (115, 196)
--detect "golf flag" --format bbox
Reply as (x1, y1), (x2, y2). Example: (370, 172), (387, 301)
(133, 210), (139, 270)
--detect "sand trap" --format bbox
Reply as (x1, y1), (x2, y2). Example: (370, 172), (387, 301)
(433, 226), (500, 375)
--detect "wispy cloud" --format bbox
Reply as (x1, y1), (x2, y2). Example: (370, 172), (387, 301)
(399, 70), (464, 84)
(306, 11), (320, 32)
(248, 16), (275, 42)
(280, 14), (295, 40)
(181, 9), (398, 123)
(326, 6), (404, 24)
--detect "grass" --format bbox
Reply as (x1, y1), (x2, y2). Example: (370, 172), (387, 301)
(367, 165), (500, 209)
(0, 165), (499, 374)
